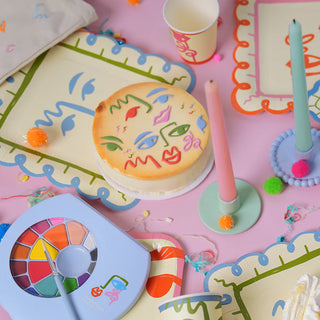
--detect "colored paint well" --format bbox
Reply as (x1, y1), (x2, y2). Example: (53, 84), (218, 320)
(49, 217), (64, 226)
(26, 287), (39, 296)
(90, 248), (98, 261)
(88, 262), (96, 274)
(44, 224), (69, 249)
(15, 275), (30, 289)
(78, 273), (90, 286)
(10, 244), (30, 260)
(31, 220), (50, 234)
(67, 221), (87, 245)
(29, 261), (52, 283)
(17, 229), (38, 246)
(34, 274), (58, 297)
(83, 232), (96, 251)
(64, 278), (78, 294)
(29, 240), (59, 260)
(10, 260), (27, 275)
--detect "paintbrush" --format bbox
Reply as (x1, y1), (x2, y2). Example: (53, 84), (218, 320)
(41, 239), (80, 320)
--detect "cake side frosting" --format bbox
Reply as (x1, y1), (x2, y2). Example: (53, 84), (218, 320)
(92, 82), (211, 186)
(282, 274), (320, 320)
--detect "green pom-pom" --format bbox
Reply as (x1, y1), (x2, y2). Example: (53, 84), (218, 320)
(264, 177), (283, 194)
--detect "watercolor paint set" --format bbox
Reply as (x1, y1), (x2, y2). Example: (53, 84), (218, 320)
(0, 194), (151, 320)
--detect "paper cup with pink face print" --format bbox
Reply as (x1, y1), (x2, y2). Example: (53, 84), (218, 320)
(163, 0), (220, 64)
(158, 292), (222, 320)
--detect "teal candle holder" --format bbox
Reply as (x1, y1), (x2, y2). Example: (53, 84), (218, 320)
(198, 179), (261, 235)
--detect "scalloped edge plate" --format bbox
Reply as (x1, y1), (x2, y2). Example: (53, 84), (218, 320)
(232, 0), (320, 114)
(204, 227), (320, 319)
(0, 30), (195, 210)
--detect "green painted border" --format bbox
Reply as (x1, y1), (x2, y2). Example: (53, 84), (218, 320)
(211, 244), (320, 319)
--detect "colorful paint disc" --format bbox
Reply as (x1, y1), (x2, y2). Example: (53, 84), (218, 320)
(0, 194), (150, 320)
(10, 218), (97, 297)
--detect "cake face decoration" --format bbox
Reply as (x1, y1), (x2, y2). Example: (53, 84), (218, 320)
(93, 82), (211, 194)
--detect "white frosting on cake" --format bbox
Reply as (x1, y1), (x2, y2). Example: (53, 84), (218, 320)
(92, 82), (213, 199)
(282, 274), (320, 320)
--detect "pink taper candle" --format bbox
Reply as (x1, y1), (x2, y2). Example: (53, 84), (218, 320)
(205, 80), (238, 202)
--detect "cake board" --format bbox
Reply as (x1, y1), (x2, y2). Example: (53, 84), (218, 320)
(95, 149), (214, 201)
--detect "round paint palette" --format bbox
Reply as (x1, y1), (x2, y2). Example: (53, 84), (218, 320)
(0, 194), (150, 320)
(10, 218), (97, 297)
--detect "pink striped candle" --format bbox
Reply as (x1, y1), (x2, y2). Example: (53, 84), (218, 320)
(205, 80), (237, 202)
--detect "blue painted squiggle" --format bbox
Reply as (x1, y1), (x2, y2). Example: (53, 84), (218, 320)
(61, 114), (76, 136)
(34, 101), (95, 127)
(86, 33), (97, 46)
(163, 62), (171, 73)
(287, 243), (295, 253)
(272, 300), (285, 317)
(137, 54), (147, 65)
(0, 154), (139, 210)
(308, 80), (320, 97)
(146, 88), (167, 97)
(153, 94), (173, 104)
(314, 228), (320, 241)
(221, 294), (232, 305)
(231, 264), (242, 276)
(196, 115), (207, 133)
(310, 111), (320, 123)
(69, 72), (83, 94)
(258, 253), (269, 266)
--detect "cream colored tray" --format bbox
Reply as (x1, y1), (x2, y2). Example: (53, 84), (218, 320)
(0, 30), (195, 210)
(204, 228), (320, 319)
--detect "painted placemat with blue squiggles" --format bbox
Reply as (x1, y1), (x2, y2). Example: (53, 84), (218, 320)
(204, 228), (320, 319)
(0, 30), (195, 210)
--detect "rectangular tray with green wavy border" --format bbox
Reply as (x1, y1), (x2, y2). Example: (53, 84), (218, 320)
(204, 228), (320, 319)
(0, 30), (195, 210)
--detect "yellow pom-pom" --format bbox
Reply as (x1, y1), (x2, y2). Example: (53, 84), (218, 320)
(219, 215), (234, 230)
(26, 127), (48, 147)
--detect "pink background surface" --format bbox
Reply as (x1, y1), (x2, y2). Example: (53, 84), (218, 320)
(1, 0), (320, 319)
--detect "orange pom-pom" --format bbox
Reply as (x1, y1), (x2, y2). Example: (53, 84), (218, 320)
(127, 0), (140, 5)
(26, 127), (48, 147)
(219, 215), (233, 230)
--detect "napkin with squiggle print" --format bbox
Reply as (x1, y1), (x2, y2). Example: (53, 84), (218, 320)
(0, 0), (97, 84)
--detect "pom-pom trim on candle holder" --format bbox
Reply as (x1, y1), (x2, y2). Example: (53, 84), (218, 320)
(291, 160), (310, 178)
(26, 127), (48, 147)
(264, 177), (284, 195)
(270, 128), (320, 187)
(218, 215), (234, 230)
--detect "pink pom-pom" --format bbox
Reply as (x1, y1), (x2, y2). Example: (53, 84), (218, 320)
(213, 54), (222, 62)
(291, 160), (310, 178)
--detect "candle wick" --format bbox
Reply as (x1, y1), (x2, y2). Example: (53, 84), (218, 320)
(293, 18), (296, 23)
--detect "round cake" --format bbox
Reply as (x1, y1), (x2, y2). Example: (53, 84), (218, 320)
(92, 82), (213, 199)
